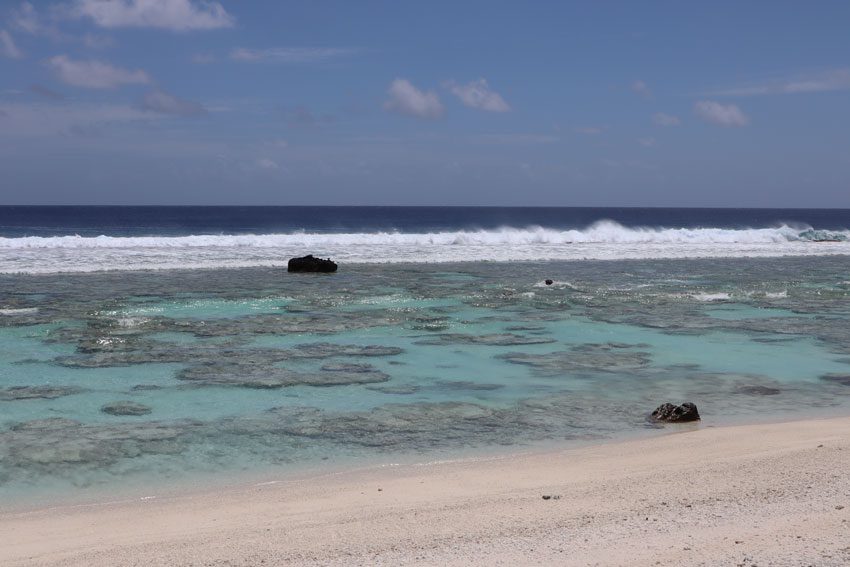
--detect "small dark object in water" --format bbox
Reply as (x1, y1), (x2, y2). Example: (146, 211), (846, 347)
(541, 495), (561, 500)
(287, 255), (338, 273)
(650, 402), (700, 423)
(545, 279), (554, 286)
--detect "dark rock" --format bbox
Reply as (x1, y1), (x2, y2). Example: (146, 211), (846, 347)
(287, 255), (337, 273)
(545, 279), (554, 286)
(650, 402), (700, 423)
(101, 401), (153, 416)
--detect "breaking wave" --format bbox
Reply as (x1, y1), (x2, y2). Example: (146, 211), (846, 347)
(1, 221), (849, 274)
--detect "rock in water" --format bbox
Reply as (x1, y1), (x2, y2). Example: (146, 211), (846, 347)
(101, 401), (152, 416)
(545, 279), (554, 286)
(650, 402), (700, 423)
(287, 255), (338, 273)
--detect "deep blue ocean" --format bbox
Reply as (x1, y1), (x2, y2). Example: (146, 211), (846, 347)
(0, 206), (849, 237)
(1, 206), (850, 508)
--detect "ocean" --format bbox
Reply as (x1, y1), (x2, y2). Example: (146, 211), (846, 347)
(1, 206), (849, 507)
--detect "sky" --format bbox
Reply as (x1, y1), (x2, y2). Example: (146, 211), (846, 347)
(1, 0), (849, 206)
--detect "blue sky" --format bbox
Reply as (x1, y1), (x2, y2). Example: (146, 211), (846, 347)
(1, 0), (849, 206)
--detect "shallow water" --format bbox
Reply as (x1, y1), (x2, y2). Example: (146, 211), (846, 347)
(2, 257), (850, 507)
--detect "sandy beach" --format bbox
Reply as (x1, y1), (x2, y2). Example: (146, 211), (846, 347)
(1, 416), (848, 566)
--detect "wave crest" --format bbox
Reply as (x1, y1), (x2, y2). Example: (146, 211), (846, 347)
(1, 221), (844, 249)
(2, 221), (849, 273)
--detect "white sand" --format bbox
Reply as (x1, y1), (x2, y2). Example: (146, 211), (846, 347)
(2, 417), (849, 566)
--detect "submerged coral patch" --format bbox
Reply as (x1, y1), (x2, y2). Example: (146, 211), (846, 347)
(177, 362), (390, 388)
(413, 333), (556, 347)
(0, 385), (84, 401)
(498, 343), (652, 376)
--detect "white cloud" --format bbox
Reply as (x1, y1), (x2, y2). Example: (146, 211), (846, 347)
(383, 78), (444, 119)
(652, 112), (681, 127)
(256, 157), (279, 169)
(638, 137), (655, 147)
(140, 89), (206, 116)
(694, 100), (749, 127)
(71, 0), (234, 31)
(11, 2), (42, 35)
(709, 68), (850, 96)
(446, 79), (510, 112)
(12, 3), (114, 47)
(229, 47), (355, 63)
(46, 54), (150, 88)
(631, 80), (651, 98)
(0, 30), (23, 59)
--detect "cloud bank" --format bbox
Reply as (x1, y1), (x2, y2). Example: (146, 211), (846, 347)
(0, 30), (23, 59)
(70, 0), (234, 31)
(229, 47), (355, 63)
(447, 79), (510, 112)
(694, 100), (749, 127)
(710, 68), (850, 96)
(47, 55), (151, 88)
(384, 78), (444, 119)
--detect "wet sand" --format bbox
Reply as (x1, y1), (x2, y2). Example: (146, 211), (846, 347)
(2, 416), (849, 566)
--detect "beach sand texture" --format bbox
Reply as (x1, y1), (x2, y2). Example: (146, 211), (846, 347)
(1, 416), (849, 566)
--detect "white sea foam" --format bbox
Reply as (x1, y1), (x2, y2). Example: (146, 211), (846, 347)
(1, 221), (849, 274)
(692, 292), (732, 302)
(763, 291), (789, 299)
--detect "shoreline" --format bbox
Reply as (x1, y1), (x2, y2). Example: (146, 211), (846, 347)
(6, 404), (849, 516)
(2, 415), (849, 566)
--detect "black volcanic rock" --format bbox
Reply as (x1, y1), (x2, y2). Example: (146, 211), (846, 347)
(650, 402), (701, 423)
(287, 255), (338, 273)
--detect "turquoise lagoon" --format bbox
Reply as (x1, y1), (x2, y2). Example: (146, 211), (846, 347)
(1, 256), (850, 507)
